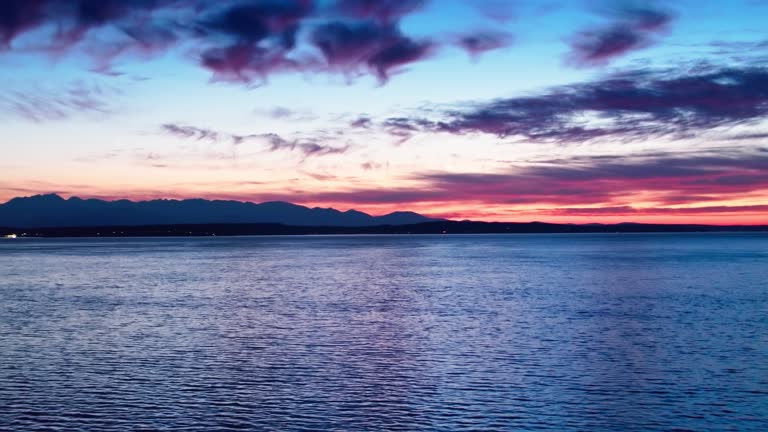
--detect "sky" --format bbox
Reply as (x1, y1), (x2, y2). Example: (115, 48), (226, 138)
(1, 0), (767, 224)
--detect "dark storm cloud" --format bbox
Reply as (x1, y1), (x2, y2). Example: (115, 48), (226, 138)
(384, 66), (768, 143)
(566, 1), (674, 67)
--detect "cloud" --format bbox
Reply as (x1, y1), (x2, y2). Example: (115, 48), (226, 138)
(161, 123), (220, 141)
(545, 204), (768, 216)
(161, 124), (347, 157)
(195, 0), (312, 84)
(0, 80), (115, 122)
(268, 106), (297, 118)
(455, 30), (513, 59)
(566, 1), (674, 67)
(195, 0), (434, 84)
(350, 116), (373, 128)
(333, 0), (427, 24)
(725, 132), (768, 141)
(0, 0), (516, 85)
(199, 42), (298, 85)
(268, 148), (768, 209)
(199, 0), (312, 44)
(0, 0), (47, 46)
(382, 65), (768, 143)
(260, 132), (349, 157)
(256, 106), (316, 121)
(470, 0), (517, 23)
(0, 0), (182, 56)
(417, 149), (768, 206)
(310, 20), (434, 82)
(361, 161), (382, 170)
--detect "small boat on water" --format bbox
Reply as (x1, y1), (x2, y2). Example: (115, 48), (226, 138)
(3, 234), (17, 239)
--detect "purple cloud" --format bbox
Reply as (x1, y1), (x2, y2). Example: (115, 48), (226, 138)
(191, 1), (314, 84)
(361, 161), (382, 170)
(383, 66), (768, 143)
(350, 116), (373, 128)
(269, 149), (768, 208)
(333, 0), (427, 24)
(0, 0), (182, 52)
(544, 204), (768, 216)
(1, 80), (115, 122)
(567, 2), (674, 67)
(161, 123), (220, 141)
(470, 0), (517, 23)
(254, 106), (316, 121)
(199, 1), (311, 44)
(311, 20), (433, 82)
(0, 0), (47, 46)
(260, 133), (349, 157)
(200, 43), (298, 84)
(161, 124), (347, 157)
(455, 30), (513, 59)
(0, 0), (516, 85)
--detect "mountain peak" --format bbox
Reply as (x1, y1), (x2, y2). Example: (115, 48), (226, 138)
(29, 193), (65, 201)
(0, 195), (440, 228)
(6, 193), (66, 205)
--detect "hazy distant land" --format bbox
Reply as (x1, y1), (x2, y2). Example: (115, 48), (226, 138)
(2, 221), (767, 238)
(1, 194), (766, 237)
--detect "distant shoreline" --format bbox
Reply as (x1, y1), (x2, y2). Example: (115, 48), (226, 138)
(2, 221), (767, 238)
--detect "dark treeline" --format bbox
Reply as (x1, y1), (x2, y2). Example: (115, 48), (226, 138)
(2, 221), (768, 238)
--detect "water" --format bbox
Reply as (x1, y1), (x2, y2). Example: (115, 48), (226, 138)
(1, 233), (767, 431)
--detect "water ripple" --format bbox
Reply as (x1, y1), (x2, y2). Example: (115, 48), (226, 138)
(1, 234), (767, 431)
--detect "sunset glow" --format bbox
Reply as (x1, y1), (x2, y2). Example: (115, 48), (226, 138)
(2, 0), (767, 224)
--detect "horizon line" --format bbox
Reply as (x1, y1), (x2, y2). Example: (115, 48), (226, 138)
(2, 192), (767, 227)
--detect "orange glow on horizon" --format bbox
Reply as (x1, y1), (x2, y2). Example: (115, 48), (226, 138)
(1, 188), (766, 226)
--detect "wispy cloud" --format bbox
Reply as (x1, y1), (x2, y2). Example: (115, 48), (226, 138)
(0, 80), (116, 122)
(455, 30), (514, 59)
(469, 0), (517, 23)
(161, 124), (220, 142)
(379, 65), (768, 143)
(332, 0), (427, 24)
(260, 133), (350, 158)
(160, 123), (348, 158)
(262, 148), (768, 211)
(255, 106), (317, 122)
(350, 116), (374, 129)
(542, 204), (768, 216)
(566, 1), (675, 67)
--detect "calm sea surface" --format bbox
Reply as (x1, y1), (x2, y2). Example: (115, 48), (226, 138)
(1, 233), (767, 431)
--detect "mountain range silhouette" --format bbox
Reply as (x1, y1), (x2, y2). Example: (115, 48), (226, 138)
(0, 194), (439, 228)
